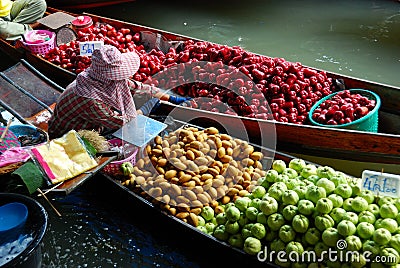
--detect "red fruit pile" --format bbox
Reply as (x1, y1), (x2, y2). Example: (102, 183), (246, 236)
(44, 40), (89, 73)
(311, 90), (376, 125)
(151, 40), (335, 124)
(40, 21), (338, 124)
(43, 23), (143, 74)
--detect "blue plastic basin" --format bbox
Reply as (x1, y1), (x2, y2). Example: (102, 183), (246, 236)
(0, 202), (28, 233)
(0, 193), (47, 268)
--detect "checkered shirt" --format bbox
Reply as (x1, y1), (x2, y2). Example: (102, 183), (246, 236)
(48, 89), (124, 139)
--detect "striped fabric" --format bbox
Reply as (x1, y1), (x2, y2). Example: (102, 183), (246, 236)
(74, 73), (137, 119)
(48, 45), (142, 139)
(48, 88), (124, 139)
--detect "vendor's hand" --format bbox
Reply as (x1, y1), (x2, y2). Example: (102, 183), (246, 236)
(138, 98), (160, 116)
(169, 95), (191, 105)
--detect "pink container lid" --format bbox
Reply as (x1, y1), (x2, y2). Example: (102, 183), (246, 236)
(23, 30), (53, 44)
(71, 16), (93, 28)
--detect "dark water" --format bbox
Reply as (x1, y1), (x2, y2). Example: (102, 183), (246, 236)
(39, 178), (256, 267)
(1, 0), (399, 267)
(40, 182), (198, 267)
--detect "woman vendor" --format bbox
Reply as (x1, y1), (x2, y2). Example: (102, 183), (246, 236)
(48, 45), (189, 139)
(0, 0), (46, 40)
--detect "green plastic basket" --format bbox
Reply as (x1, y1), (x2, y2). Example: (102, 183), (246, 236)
(308, 89), (381, 132)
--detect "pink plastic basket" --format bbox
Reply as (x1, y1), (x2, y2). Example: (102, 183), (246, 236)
(103, 139), (138, 176)
(22, 30), (55, 55)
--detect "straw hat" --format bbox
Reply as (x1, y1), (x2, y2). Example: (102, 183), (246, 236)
(0, 0), (12, 17)
(87, 45), (140, 81)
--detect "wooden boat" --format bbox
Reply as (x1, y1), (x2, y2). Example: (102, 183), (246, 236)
(0, 19), (397, 264)
(0, 7), (399, 164)
(0, 60), (116, 195)
(99, 175), (271, 268)
(97, 119), (299, 268)
(45, 0), (136, 10)
(0, 61), (275, 265)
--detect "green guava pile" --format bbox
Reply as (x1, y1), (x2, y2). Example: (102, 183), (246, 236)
(195, 158), (400, 268)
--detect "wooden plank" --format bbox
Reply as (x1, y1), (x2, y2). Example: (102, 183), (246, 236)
(159, 103), (400, 164)
(0, 38), (25, 61)
(24, 52), (76, 88)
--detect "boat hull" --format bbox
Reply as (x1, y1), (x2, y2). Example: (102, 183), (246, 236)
(158, 103), (400, 164)
(98, 143), (301, 268)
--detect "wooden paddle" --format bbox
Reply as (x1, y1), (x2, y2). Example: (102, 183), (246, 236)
(37, 188), (62, 217)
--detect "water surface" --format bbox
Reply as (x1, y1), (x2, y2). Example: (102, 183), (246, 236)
(89, 0), (400, 87)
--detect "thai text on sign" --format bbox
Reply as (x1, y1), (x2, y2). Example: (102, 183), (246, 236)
(79, 41), (104, 56)
(361, 170), (400, 198)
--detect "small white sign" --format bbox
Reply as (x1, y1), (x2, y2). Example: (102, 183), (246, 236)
(361, 170), (400, 198)
(79, 41), (104, 56)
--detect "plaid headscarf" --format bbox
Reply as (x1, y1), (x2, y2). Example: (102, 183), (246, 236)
(73, 45), (140, 119)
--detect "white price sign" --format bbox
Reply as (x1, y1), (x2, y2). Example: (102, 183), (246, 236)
(79, 41), (104, 56)
(361, 170), (400, 198)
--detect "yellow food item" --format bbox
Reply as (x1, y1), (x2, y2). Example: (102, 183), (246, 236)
(31, 130), (98, 184)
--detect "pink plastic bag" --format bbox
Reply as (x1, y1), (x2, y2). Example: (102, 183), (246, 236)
(0, 147), (30, 167)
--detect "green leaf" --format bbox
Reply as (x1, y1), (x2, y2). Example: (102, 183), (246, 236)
(80, 136), (97, 157)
